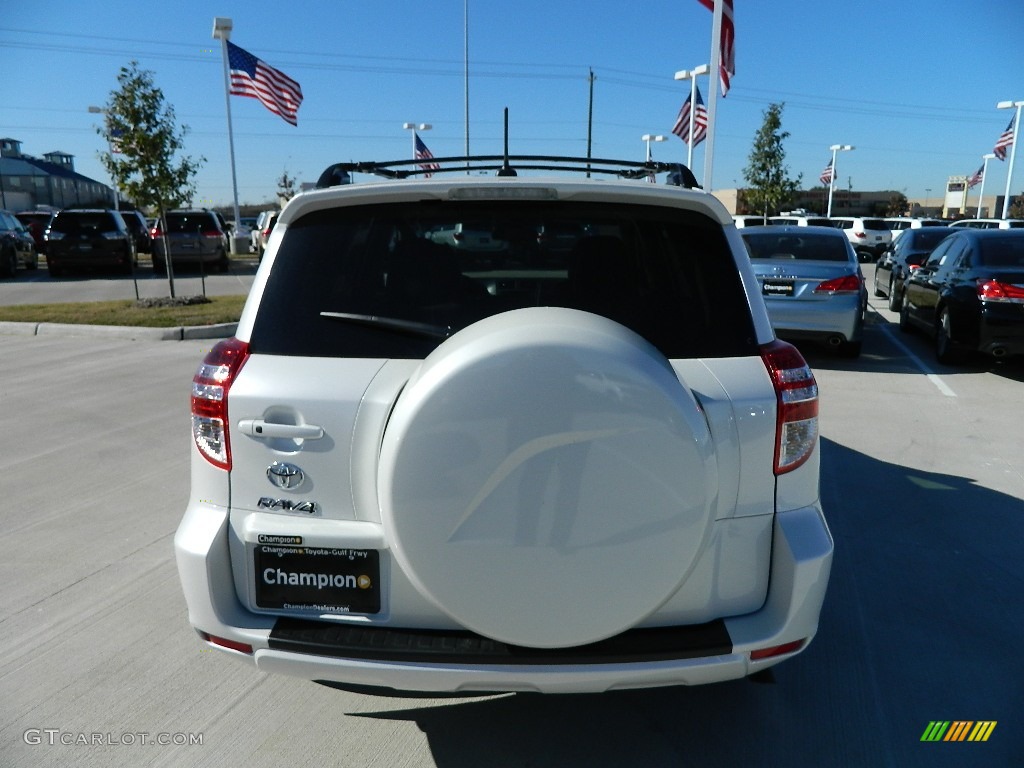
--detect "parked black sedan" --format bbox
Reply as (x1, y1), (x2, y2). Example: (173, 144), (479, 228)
(874, 227), (956, 311)
(900, 229), (1024, 363)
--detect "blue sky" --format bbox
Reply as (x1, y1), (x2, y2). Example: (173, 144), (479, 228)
(4, 0), (1023, 208)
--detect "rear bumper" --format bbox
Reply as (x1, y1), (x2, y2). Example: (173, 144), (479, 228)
(766, 297), (863, 343)
(175, 504), (832, 693)
(977, 305), (1024, 357)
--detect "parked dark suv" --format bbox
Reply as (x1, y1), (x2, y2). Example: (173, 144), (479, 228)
(119, 209), (152, 255)
(44, 209), (135, 276)
(152, 209), (230, 273)
(1, 210), (39, 276)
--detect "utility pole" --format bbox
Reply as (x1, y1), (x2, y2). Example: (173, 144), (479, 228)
(586, 68), (595, 177)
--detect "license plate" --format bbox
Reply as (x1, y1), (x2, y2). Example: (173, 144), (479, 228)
(255, 545), (380, 613)
(762, 279), (795, 297)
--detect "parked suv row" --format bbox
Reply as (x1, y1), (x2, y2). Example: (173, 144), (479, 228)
(151, 209), (231, 273)
(175, 154), (833, 695)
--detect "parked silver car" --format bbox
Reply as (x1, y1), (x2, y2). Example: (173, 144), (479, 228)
(741, 225), (866, 357)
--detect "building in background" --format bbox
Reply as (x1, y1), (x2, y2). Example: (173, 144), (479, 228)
(0, 138), (113, 211)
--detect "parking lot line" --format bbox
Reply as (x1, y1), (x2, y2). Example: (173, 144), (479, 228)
(879, 325), (957, 398)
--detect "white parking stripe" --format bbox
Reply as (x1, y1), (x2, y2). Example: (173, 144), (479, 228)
(879, 325), (957, 397)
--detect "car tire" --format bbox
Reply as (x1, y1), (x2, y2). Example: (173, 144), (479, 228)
(898, 302), (912, 333)
(837, 339), (862, 358)
(217, 250), (230, 273)
(27, 251), (39, 270)
(873, 272), (885, 297)
(377, 307), (718, 649)
(1, 248), (16, 278)
(888, 279), (902, 312)
(935, 307), (962, 365)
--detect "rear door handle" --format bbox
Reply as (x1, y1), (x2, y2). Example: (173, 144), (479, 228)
(237, 419), (324, 440)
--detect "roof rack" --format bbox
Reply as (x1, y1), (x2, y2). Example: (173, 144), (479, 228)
(315, 155), (701, 190)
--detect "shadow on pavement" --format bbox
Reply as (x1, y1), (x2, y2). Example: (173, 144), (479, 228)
(345, 437), (1022, 767)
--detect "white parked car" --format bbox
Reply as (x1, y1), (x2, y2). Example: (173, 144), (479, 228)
(769, 215), (832, 227)
(175, 154), (833, 694)
(948, 218), (1024, 230)
(883, 217), (945, 243)
(829, 216), (892, 262)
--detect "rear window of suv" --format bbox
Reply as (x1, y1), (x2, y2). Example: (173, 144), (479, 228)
(249, 201), (758, 359)
(166, 213), (218, 233)
(49, 212), (120, 234)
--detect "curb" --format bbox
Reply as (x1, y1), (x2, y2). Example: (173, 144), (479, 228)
(0, 321), (238, 341)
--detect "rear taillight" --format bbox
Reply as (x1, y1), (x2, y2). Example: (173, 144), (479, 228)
(977, 278), (1024, 303)
(191, 338), (250, 470)
(761, 340), (819, 475)
(150, 226), (163, 238)
(854, 231), (867, 238)
(814, 274), (862, 294)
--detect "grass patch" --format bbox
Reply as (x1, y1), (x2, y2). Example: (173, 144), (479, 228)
(0, 295), (247, 328)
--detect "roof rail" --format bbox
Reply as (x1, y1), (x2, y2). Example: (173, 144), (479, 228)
(315, 156), (701, 190)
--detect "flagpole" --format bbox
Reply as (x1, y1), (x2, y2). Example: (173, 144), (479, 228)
(703, 2), (723, 190)
(998, 101), (1023, 219)
(977, 154), (995, 218)
(213, 18), (242, 250)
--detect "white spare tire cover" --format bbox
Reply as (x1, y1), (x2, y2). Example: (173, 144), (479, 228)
(378, 307), (717, 648)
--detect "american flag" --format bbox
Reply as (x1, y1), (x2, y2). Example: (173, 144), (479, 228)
(994, 117), (1015, 160)
(967, 164), (984, 189)
(696, 0), (735, 95)
(820, 159), (834, 186)
(414, 133), (441, 175)
(672, 86), (708, 146)
(227, 41), (303, 126)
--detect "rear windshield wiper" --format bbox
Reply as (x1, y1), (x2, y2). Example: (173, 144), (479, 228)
(320, 312), (451, 339)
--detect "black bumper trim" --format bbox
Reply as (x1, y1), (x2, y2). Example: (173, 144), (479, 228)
(268, 618), (733, 665)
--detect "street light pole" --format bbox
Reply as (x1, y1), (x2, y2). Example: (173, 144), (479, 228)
(977, 153), (996, 218)
(403, 122), (432, 159)
(673, 65), (709, 173)
(997, 100), (1024, 219)
(641, 134), (666, 162)
(826, 144), (854, 218)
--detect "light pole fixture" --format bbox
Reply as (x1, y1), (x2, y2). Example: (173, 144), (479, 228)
(997, 100), (1024, 219)
(403, 122), (432, 159)
(673, 64), (710, 171)
(826, 144), (854, 218)
(641, 134), (666, 162)
(977, 153), (996, 218)
(88, 105), (119, 210)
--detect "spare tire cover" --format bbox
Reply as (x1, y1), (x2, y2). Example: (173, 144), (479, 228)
(378, 307), (717, 648)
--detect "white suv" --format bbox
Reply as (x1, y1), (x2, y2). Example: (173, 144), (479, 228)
(175, 155), (833, 694)
(829, 216), (892, 261)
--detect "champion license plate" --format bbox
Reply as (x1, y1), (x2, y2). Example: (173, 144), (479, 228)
(255, 544), (380, 614)
(761, 278), (795, 297)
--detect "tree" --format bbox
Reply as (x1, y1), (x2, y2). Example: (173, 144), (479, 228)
(1009, 194), (1024, 219)
(887, 192), (909, 216)
(742, 103), (802, 219)
(277, 170), (298, 206)
(97, 61), (203, 298)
